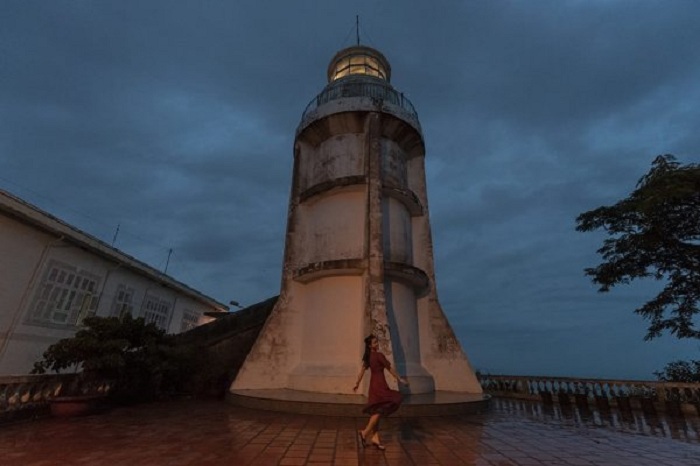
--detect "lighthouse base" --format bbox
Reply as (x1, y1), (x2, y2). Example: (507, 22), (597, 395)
(227, 388), (490, 417)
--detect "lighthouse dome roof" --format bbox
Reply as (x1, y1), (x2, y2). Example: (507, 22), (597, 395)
(327, 46), (391, 83)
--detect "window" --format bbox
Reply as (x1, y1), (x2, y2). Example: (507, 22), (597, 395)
(142, 294), (172, 330)
(28, 261), (101, 326)
(331, 54), (387, 81)
(110, 285), (135, 319)
(180, 310), (200, 333)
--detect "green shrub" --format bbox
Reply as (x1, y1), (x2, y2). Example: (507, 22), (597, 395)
(654, 360), (700, 383)
(33, 315), (177, 403)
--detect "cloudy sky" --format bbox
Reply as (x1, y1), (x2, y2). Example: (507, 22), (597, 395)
(2, 1), (698, 380)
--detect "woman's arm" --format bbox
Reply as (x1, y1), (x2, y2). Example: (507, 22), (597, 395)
(386, 365), (409, 386)
(352, 365), (366, 392)
(378, 353), (409, 386)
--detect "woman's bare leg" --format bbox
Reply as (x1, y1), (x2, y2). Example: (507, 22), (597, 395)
(369, 419), (385, 450)
(361, 413), (381, 440)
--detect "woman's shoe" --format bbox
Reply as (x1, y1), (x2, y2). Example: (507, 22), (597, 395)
(357, 431), (367, 448)
(371, 441), (386, 451)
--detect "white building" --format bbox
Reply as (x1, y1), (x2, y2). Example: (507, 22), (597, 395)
(0, 188), (228, 375)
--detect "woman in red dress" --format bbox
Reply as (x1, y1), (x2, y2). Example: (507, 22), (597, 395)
(353, 334), (409, 450)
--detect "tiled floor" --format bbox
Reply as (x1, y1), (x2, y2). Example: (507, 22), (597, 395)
(1, 397), (698, 465)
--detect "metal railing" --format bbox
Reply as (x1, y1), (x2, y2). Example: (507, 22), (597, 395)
(300, 79), (420, 130)
(478, 373), (700, 416)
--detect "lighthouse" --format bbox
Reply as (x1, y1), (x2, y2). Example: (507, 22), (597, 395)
(231, 44), (482, 399)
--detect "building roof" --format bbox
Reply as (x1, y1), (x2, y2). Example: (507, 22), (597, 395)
(0, 188), (229, 313)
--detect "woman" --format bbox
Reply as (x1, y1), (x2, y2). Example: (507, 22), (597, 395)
(353, 334), (409, 450)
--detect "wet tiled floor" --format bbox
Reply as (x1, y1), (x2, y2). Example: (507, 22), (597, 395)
(1, 397), (698, 465)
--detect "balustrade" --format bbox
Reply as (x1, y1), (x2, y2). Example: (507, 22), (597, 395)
(4, 372), (698, 422)
(478, 373), (700, 416)
(0, 374), (111, 423)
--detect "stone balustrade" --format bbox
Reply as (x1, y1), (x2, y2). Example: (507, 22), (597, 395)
(0, 374), (111, 423)
(478, 373), (700, 416)
(4, 372), (699, 423)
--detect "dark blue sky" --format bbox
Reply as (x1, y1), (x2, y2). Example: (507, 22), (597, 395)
(1, 1), (698, 379)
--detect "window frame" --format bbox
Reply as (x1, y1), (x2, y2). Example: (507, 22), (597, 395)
(27, 260), (101, 327)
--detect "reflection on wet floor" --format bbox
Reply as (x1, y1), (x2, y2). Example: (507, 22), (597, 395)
(0, 397), (698, 465)
(490, 397), (700, 443)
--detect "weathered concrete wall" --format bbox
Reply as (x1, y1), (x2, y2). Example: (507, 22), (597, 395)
(289, 276), (364, 393)
(175, 296), (277, 397)
(380, 139), (408, 188)
(232, 50), (482, 397)
(231, 290), (303, 390)
(385, 279), (435, 393)
(301, 134), (365, 191)
(299, 189), (366, 265)
(382, 196), (413, 264)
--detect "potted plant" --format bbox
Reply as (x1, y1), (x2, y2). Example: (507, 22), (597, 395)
(32, 314), (172, 416)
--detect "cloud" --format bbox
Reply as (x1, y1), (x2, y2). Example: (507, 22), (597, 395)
(1, 0), (698, 379)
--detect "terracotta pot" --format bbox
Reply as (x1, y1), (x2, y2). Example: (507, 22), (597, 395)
(49, 395), (105, 417)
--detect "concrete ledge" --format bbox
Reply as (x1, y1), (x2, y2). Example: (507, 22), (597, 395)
(382, 185), (424, 216)
(384, 261), (430, 295)
(227, 388), (490, 417)
(299, 176), (366, 203)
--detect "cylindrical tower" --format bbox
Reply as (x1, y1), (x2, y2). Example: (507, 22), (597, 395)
(232, 45), (481, 396)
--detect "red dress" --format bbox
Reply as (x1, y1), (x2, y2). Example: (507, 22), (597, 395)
(363, 351), (403, 416)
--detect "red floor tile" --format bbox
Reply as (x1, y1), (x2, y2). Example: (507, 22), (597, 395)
(1, 397), (699, 465)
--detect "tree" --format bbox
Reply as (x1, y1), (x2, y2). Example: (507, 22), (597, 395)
(32, 315), (183, 402)
(654, 360), (700, 383)
(32, 314), (167, 377)
(32, 315), (222, 402)
(576, 154), (700, 340)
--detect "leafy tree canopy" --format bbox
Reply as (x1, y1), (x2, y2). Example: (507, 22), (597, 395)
(576, 154), (700, 340)
(654, 360), (700, 383)
(32, 314), (166, 376)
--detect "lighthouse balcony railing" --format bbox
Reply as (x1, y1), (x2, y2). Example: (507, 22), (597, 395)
(301, 79), (420, 129)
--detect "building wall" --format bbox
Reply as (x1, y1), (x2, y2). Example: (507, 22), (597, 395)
(300, 134), (364, 191)
(382, 196), (413, 263)
(380, 139), (407, 188)
(0, 213), (218, 375)
(233, 70), (482, 396)
(0, 216), (47, 336)
(298, 189), (366, 265)
(288, 276), (364, 393)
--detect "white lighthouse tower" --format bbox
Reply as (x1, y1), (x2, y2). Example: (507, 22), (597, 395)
(231, 44), (482, 402)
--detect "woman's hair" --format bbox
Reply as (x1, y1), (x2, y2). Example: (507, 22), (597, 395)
(362, 335), (375, 368)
